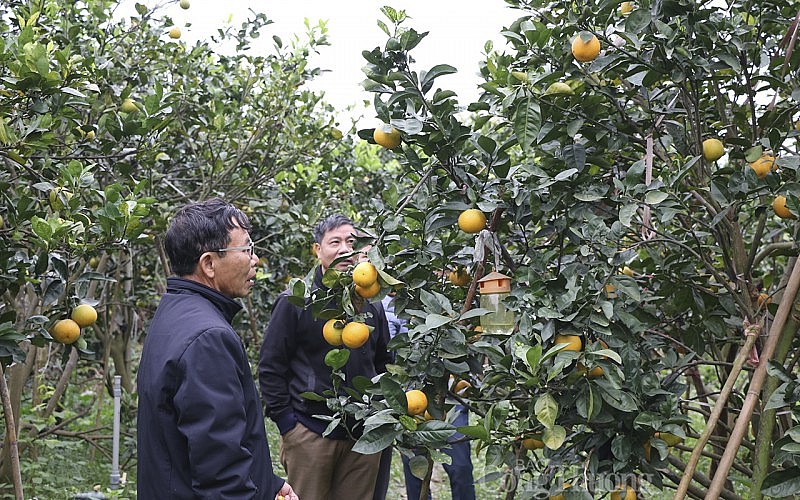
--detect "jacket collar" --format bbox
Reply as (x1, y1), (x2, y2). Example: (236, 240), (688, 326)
(313, 265), (326, 289)
(166, 277), (243, 324)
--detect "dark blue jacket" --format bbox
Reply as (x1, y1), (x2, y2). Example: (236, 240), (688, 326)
(259, 267), (391, 438)
(137, 278), (284, 499)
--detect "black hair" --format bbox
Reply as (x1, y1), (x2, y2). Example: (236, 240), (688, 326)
(164, 198), (252, 277)
(312, 214), (355, 243)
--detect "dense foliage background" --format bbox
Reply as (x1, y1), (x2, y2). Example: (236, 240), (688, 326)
(2, 0), (800, 498)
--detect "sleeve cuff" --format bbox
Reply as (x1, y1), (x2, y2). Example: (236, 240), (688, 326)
(275, 412), (297, 435)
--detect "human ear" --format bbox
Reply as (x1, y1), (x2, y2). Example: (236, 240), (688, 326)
(312, 243), (320, 258)
(197, 252), (216, 279)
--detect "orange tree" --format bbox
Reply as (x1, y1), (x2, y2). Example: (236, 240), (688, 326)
(307, 2), (800, 499)
(0, 0), (346, 494)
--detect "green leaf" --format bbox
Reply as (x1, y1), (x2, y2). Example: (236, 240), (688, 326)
(61, 87), (86, 98)
(457, 424), (489, 441)
(324, 349), (350, 370)
(562, 144), (586, 172)
(459, 308), (490, 321)
(761, 467), (800, 497)
(379, 375), (408, 414)
(619, 204), (638, 227)
(625, 9), (652, 34)
(514, 97), (541, 154)
(299, 391), (326, 402)
(408, 455), (429, 480)
(523, 345), (542, 373)
(542, 424), (566, 449)
(554, 168), (578, 181)
(352, 424), (401, 454)
(424, 314), (452, 330)
(414, 420), (456, 446)
(645, 190), (668, 205)
(377, 268), (404, 287)
(535, 393), (558, 429)
(744, 145), (763, 162)
(576, 385), (602, 421)
(290, 278), (307, 299)
(420, 64), (457, 93)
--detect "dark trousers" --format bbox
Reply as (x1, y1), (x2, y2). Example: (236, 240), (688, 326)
(402, 407), (475, 500)
(373, 447), (393, 500)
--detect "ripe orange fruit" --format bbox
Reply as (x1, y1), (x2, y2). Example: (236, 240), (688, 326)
(577, 362), (604, 378)
(610, 486), (637, 500)
(355, 281), (381, 299)
(621, 266), (635, 277)
(51, 319), (81, 344)
(342, 321), (370, 348)
(352, 261), (378, 287)
(373, 125), (401, 149)
(773, 195), (795, 219)
(702, 138), (725, 161)
(571, 32), (601, 62)
(554, 334), (582, 352)
(322, 319), (345, 346)
(457, 209), (486, 233)
(405, 389), (428, 416)
(168, 27), (181, 39)
(757, 292), (772, 307)
(452, 379), (471, 394)
(71, 304), (98, 328)
(448, 268), (470, 286)
(749, 155), (777, 178)
(522, 437), (545, 450)
(619, 1), (634, 15)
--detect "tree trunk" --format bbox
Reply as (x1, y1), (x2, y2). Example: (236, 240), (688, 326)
(0, 345), (35, 482)
(0, 363), (24, 499)
(750, 317), (798, 498)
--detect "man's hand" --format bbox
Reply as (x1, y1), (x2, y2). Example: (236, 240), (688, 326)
(276, 481), (299, 500)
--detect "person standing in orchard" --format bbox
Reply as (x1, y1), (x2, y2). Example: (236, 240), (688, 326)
(259, 214), (392, 499)
(137, 198), (298, 500)
(379, 294), (476, 500)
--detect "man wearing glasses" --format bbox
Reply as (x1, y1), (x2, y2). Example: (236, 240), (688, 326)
(137, 198), (298, 500)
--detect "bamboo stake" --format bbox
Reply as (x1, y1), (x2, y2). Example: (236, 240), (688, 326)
(0, 363), (24, 500)
(674, 324), (758, 499)
(706, 257), (800, 498)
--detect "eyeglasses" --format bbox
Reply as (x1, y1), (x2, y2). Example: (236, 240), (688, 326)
(216, 241), (255, 256)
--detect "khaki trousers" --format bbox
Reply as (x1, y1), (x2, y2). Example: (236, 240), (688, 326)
(280, 422), (382, 500)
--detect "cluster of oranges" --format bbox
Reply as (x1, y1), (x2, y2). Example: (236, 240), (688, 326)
(322, 318), (370, 349)
(568, 27), (792, 223)
(50, 304), (98, 344)
(555, 334), (607, 378)
(321, 261), (384, 349)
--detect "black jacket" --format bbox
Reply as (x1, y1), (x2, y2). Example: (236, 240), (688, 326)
(137, 278), (284, 499)
(258, 267), (391, 439)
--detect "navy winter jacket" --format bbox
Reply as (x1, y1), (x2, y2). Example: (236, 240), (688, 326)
(137, 278), (284, 499)
(258, 267), (391, 438)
